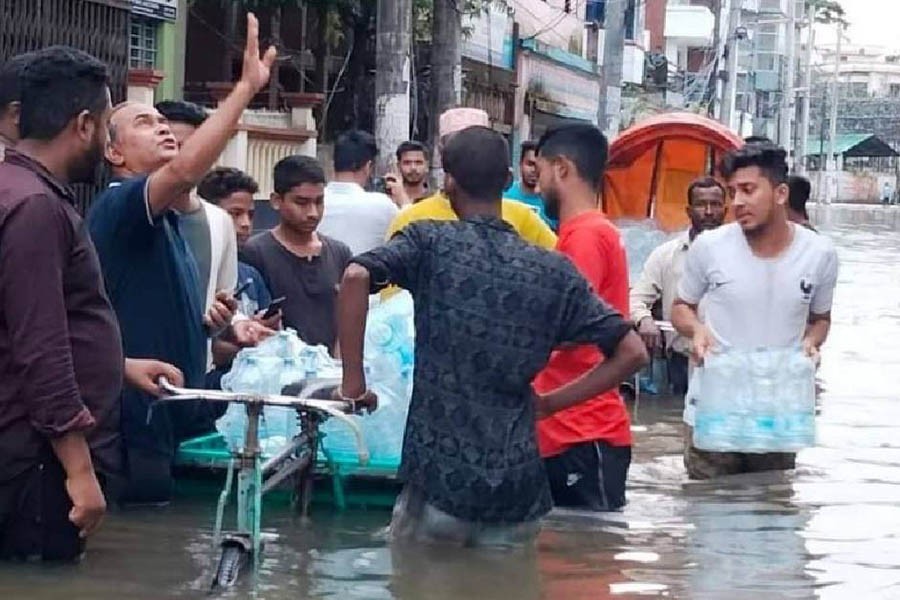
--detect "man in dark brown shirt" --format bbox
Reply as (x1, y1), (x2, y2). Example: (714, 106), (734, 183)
(0, 47), (124, 561)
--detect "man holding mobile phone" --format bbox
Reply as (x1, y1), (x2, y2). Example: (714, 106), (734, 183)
(197, 168), (283, 382)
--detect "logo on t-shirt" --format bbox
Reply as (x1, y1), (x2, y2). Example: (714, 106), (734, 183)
(800, 278), (814, 302)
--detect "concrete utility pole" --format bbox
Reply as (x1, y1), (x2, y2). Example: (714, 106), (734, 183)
(374, 0), (412, 174)
(779, 0), (797, 164)
(825, 23), (842, 204)
(798, 1), (815, 174)
(720, 0), (743, 131)
(429, 0), (463, 183)
(597, 0), (626, 136)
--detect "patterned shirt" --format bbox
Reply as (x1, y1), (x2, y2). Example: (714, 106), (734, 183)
(353, 216), (632, 523)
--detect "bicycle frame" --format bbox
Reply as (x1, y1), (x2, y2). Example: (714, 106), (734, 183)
(154, 378), (368, 587)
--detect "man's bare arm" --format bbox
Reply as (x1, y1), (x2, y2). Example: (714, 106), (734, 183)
(337, 264), (371, 398)
(146, 14), (276, 215)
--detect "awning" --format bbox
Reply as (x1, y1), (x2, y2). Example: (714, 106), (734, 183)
(805, 134), (899, 158)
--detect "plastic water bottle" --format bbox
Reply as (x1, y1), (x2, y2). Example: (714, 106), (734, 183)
(693, 347), (816, 453)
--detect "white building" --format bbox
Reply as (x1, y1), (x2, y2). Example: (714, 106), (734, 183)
(819, 44), (900, 98)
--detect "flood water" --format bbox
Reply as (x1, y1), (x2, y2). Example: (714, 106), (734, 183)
(2, 205), (900, 599)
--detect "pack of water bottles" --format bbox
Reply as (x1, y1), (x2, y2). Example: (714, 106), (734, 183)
(689, 347), (817, 453)
(319, 291), (414, 468)
(216, 292), (415, 467)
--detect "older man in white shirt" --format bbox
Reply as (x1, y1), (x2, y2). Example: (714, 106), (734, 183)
(629, 177), (727, 394)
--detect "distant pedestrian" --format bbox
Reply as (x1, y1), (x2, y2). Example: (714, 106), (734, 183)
(505, 140), (557, 229)
(391, 140), (430, 205)
(882, 181), (894, 206)
(317, 130), (398, 256)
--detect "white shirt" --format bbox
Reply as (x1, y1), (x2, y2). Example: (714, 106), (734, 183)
(629, 230), (692, 354)
(678, 223), (839, 351)
(319, 182), (399, 256)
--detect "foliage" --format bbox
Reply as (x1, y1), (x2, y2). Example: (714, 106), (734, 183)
(806, 0), (847, 26)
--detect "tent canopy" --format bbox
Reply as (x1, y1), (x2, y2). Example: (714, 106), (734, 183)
(603, 112), (743, 231)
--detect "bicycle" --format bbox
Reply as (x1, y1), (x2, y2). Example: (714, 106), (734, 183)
(154, 377), (369, 589)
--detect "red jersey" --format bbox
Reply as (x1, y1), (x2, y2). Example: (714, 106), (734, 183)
(533, 211), (633, 456)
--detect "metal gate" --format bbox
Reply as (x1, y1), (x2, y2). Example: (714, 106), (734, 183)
(1, 0), (130, 213)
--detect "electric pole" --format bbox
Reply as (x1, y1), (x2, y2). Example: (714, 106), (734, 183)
(375, 0), (412, 174)
(429, 0), (463, 183)
(597, 0), (626, 136)
(720, 0), (742, 132)
(799, 1), (815, 175)
(826, 22), (842, 204)
(779, 0), (796, 163)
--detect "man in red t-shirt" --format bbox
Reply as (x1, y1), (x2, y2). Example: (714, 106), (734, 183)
(532, 124), (632, 511)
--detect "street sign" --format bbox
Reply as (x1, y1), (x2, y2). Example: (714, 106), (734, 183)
(131, 0), (176, 22)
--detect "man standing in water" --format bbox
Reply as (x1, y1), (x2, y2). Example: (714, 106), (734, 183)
(531, 124), (634, 511)
(672, 142), (839, 479)
(337, 126), (648, 545)
(88, 14), (276, 503)
(630, 177), (728, 394)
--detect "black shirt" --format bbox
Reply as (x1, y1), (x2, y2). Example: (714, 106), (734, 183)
(87, 176), (207, 457)
(241, 231), (352, 353)
(353, 216), (632, 523)
(0, 151), (124, 479)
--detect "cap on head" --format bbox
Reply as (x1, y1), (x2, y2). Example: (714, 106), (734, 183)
(439, 108), (489, 138)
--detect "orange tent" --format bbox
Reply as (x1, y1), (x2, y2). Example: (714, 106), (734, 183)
(603, 112), (742, 231)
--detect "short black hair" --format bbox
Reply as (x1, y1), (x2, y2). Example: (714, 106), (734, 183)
(536, 124), (609, 190)
(396, 140), (428, 161)
(719, 142), (789, 187)
(788, 174), (811, 218)
(442, 126), (510, 201)
(155, 100), (208, 127)
(197, 167), (259, 204)
(273, 155), (326, 195)
(334, 130), (378, 172)
(520, 140), (537, 161)
(687, 176), (726, 204)
(0, 53), (34, 108)
(18, 46), (109, 141)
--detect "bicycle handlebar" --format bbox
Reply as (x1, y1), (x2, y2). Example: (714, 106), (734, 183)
(155, 377), (370, 465)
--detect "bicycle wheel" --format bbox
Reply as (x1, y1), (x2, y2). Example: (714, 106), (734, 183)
(212, 543), (248, 589)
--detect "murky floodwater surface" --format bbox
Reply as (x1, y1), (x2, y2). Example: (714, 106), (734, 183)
(2, 205), (899, 599)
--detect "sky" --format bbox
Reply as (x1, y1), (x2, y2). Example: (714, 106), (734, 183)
(815, 0), (900, 51)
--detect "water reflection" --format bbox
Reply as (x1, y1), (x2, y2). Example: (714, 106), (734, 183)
(0, 204), (898, 599)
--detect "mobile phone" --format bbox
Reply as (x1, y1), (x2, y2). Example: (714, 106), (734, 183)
(234, 279), (252, 298)
(371, 176), (387, 194)
(261, 297), (286, 320)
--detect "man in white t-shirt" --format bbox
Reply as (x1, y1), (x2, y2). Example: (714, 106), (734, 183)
(672, 142), (839, 480)
(318, 130), (398, 255)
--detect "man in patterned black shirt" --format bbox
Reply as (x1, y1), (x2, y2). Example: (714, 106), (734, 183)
(337, 126), (648, 546)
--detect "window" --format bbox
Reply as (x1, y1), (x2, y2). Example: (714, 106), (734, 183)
(130, 17), (158, 70)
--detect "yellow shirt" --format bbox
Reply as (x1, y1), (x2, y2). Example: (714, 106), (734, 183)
(386, 192), (557, 249)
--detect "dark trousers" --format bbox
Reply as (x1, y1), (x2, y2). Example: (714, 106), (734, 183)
(0, 453), (84, 561)
(668, 351), (690, 396)
(545, 441), (631, 512)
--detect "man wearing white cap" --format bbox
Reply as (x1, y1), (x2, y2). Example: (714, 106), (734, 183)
(386, 108), (557, 249)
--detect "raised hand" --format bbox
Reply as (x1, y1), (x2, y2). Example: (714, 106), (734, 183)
(240, 12), (277, 93)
